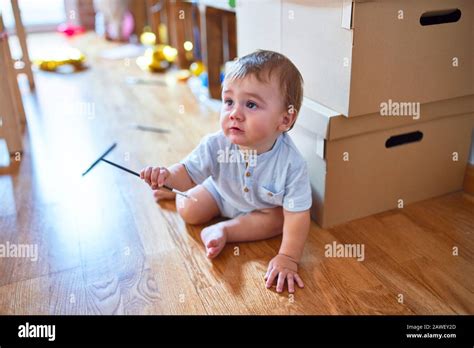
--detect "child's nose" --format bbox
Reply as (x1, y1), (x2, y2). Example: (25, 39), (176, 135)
(229, 106), (243, 121)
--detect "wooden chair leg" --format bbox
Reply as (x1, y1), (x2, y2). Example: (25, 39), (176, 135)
(129, 0), (147, 38)
(149, 0), (169, 45)
(168, 0), (187, 69)
(11, 0), (35, 90)
(202, 7), (236, 100)
(7, 54), (27, 126)
(0, 20), (23, 156)
(0, 93), (23, 156)
(0, 13), (26, 126)
(226, 12), (237, 61)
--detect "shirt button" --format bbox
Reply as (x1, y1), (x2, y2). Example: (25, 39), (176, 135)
(243, 187), (249, 193)
(245, 172), (251, 177)
(267, 192), (273, 197)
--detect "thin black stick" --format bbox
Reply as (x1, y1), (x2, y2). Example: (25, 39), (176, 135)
(81, 143), (117, 176)
(101, 158), (140, 177)
(82, 143), (195, 200)
(100, 158), (190, 198)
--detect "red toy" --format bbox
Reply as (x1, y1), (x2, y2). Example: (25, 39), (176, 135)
(57, 23), (85, 37)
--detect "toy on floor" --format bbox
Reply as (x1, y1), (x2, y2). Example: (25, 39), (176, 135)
(176, 69), (191, 82)
(136, 44), (178, 72)
(190, 61), (205, 77)
(140, 30), (156, 46)
(34, 48), (86, 73)
(136, 27), (179, 73)
(57, 23), (85, 37)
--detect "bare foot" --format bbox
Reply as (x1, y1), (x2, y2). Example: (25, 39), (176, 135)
(153, 189), (176, 202)
(200, 223), (227, 259)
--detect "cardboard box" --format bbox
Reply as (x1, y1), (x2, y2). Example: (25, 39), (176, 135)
(236, 0), (282, 56)
(289, 95), (474, 227)
(281, 0), (474, 117)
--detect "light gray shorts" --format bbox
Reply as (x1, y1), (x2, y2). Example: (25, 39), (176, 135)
(202, 177), (246, 219)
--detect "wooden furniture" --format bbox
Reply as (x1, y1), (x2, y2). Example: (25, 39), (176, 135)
(11, 0), (35, 91)
(64, 0), (96, 30)
(146, 0), (237, 99)
(201, 3), (236, 99)
(200, 0), (237, 99)
(129, 0), (148, 37)
(169, 0), (201, 69)
(147, 0), (201, 69)
(0, 14), (23, 156)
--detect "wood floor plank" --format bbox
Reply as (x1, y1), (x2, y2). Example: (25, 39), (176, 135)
(400, 193), (474, 260)
(328, 215), (458, 314)
(136, 253), (207, 315)
(0, 276), (50, 314)
(376, 211), (473, 292)
(0, 202), (82, 286)
(399, 256), (473, 314)
(363, 255), (456, 314)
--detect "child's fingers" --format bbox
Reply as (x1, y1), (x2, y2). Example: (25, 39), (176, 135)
(140, 168), (149, 180)
(265, 268), (278, 288)
(264, 262), (273, 280)
(276, 272), (287, 293)
(287, 274), (295, 293)
(294, 273), (304, 288)
(144, 166), (153, 185)
(151, 167), (160, 186)
(264, 268), (270, 281)
(157, 168), (169, 187)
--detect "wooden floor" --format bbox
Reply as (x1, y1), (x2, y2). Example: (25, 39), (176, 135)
(0, 33), (473, 315)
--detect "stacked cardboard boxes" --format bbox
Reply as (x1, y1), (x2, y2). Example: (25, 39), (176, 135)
(290, 95), (474, 227)
(281, 0), (474, 227)
(236, 0), (474, 227)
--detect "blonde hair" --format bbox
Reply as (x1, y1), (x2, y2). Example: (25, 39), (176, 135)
(223, 50), (304, 131)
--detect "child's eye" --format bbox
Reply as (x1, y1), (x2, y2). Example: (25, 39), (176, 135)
(246, 101), (258, 109)
(224, 99), (233, 107)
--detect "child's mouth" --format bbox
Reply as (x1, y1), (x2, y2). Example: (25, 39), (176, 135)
(229, 126), (244, 133)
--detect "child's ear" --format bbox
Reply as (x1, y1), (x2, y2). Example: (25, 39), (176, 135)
(278, 113), (291, 131)
(278, 105), (297, 131)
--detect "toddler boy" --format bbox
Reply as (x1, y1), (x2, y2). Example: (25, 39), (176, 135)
(141, 50), (312, 293)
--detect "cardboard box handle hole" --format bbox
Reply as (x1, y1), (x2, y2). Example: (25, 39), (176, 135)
(420, 9), (461, 26)
(386, 131), (423, 148)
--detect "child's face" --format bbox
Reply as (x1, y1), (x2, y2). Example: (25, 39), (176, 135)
(220, 74), (293, 150)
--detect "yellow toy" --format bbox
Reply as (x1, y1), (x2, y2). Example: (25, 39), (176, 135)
(190, 61), (204, 76)
(34, 48), (86, 72)
(136, 44), (178, 73)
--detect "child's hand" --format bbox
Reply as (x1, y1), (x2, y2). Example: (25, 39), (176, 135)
(264, 254), (304, 293)
(140, 166), (170, 190)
